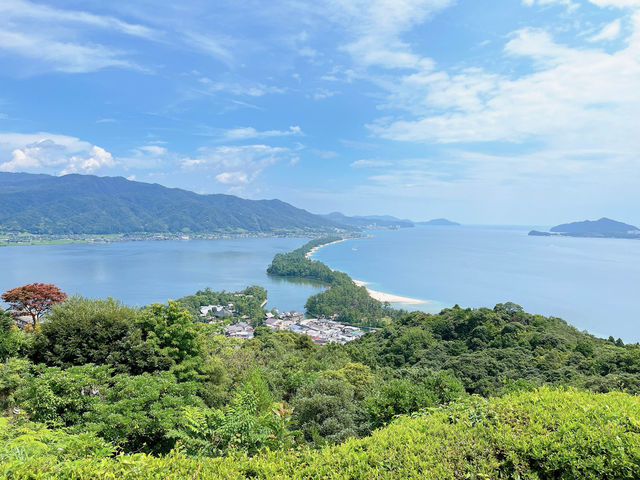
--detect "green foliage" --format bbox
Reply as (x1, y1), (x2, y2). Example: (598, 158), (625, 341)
(1, 388), (639, 479)
(0, 308), (22, 362)
(4, 289), (640, 472)
(139, 301), (201, 364)
(30, 297), (201, 375)
(16, 364), (111, 426)
(30, 297), (141, 370)
(291, 376), (358, 444)
(364, 370), (465, 429)
(348, 304), (640, 396)
(82, 371), (203, 454)
(0, 417), (115, 464)
(0, 358), (31, 411)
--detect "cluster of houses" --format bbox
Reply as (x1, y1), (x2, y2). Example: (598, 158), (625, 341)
(200, 303), (246, 320)
(223, 310), (369, 345)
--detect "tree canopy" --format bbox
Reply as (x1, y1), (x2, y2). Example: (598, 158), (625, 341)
(1, 283), (67, 327)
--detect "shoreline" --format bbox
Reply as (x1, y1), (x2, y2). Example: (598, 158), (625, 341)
(305, 239), (350, 258)
(353, 280), (427, 305)
(305, 237), (428, 306)
(0, 231), (340, 248)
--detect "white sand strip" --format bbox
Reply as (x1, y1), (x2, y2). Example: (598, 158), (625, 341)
(353, 280), (426, 305)
(305, 239), (348, 258)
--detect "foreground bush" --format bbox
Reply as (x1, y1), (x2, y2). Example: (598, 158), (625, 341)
(1, 387), (638, 479)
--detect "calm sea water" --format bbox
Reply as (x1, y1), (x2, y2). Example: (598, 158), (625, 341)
(0, 237), (324, 313)
(312, 226), (640, 342)
(2, 226), (639, 342)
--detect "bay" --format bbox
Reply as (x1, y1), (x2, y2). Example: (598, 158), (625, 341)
(312, 226), (640, 343)
(2, 226), (639, 342)
(0, 237), (324, 312)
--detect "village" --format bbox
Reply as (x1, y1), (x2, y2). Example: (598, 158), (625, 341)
(198, 302), (369, 344)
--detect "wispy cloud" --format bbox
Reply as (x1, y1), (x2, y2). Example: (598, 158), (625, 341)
(181, 144), (298, 186)
(0, 29), (137, 73)
(324, 0), (453, 69)
(182, 32), (234, 65)
(221, 125), (302, 141)
(589, 19), (622, 41)
(0, 0), (157, 73)
(350, 159), (393, 168)
(369, 12), (640, 154)
(197, 77), (285, 97)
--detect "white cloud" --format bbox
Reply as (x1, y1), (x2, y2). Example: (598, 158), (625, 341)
(222, 125), (302, 141)
(182, 32), (233, 64)
(181, 144), (297, 186)
(522, 0), (578, 9)
(0, 0), (155, 73)
(324, 0), (453, 69)
(0, 0), (158, 39)
(369, 12), (640, 153)
(589, 0), (640, 7)
(215, 171), (249, 184)
(0, 132), (115, 174)
(589, 19), (623, 41)
(350, 159), (393, 168)
(0, 29), (137, 73)
(197, 77), (285, 97)
(138, 145), (168, 155)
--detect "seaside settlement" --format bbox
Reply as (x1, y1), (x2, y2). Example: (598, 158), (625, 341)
(198, 303), (369, 344)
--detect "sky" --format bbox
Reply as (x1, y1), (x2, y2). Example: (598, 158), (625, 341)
(0, 0), (639, 225)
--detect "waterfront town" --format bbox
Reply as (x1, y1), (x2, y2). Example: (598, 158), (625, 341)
(197, 302), (369, 344)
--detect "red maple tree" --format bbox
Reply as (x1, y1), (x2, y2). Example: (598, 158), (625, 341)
(1, 283), (67, 327)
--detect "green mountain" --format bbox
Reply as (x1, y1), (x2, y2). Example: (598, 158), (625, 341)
(0, 172), (348, 235)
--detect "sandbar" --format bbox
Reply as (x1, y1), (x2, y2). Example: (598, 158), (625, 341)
(353, 280), (427, 305)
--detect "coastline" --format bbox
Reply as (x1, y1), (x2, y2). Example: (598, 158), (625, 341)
(353, 280), (427, 305)
(306, 237), (428, 306)
(0, 231), (339, 248)
(305, 239), (349, 258)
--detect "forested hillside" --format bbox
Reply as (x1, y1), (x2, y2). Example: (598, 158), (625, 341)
(0, 173), (346, 235)
(2, 388), (638, 479)
(1, 288), (640, 478)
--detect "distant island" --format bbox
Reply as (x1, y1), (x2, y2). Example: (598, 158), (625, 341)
(529, 217), (640, 239)
(417, 218), (460, 226)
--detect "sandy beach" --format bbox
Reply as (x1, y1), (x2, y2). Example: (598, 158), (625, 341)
(305, 239), (349, 258)
(353, 279), (427, 305)
(306, 238), (427, 306)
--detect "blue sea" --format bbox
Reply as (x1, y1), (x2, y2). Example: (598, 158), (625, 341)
(312, 226), (640, 342)
(1, 226), (639, 342)
(0, 237), (325, 313)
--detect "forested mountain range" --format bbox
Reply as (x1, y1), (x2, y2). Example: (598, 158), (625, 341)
(0, 172), (347, 235)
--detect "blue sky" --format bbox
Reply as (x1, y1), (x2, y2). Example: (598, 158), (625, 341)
(0, 0), (639, 224)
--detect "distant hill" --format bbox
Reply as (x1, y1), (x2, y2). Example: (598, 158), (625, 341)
(529, 217), (640, 239)
(0, 172), (349, 235)
(322, 212), (414, 229)
(417, 218), (460, 226)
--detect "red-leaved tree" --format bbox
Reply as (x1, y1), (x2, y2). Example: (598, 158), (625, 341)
(1, 283), (67, 327)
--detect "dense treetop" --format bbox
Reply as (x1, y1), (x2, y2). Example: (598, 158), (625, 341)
(1, 279), (639, 478)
